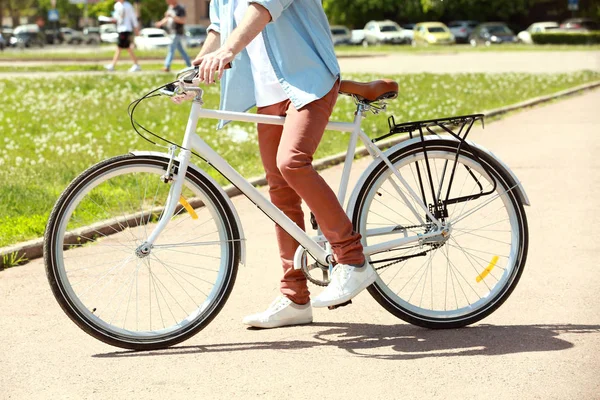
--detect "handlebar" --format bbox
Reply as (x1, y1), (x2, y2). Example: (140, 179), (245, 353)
(159, 63), (232, 99)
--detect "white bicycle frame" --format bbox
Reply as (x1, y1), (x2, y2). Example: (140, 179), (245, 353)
(143, 88), (446, 267)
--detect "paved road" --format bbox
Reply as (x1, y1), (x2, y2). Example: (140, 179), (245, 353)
(1, 90), (599, 399)
(339, 51), (600, 73)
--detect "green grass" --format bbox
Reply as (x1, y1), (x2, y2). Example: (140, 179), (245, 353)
(0, 70), (599, 247)
(0, 43), (598, 62)
(0, 47), (172, 61)
(0, 63), (190, 73)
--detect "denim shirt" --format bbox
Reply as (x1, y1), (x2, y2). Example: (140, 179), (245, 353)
(208, 0), (340, 128)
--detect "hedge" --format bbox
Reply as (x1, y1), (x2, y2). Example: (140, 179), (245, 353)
(531, 31), (600, 45)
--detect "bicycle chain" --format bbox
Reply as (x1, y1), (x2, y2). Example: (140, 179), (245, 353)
(303, 224), (432, 284)
(370, 224), (434, 271)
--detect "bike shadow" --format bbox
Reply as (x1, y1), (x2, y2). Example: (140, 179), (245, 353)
(92, 323), (600, 360)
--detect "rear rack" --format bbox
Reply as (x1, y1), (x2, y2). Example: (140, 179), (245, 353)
(374, 113), (485, 144)
(374, 113), (495, 217)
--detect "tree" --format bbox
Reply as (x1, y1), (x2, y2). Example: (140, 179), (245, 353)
(5, 0), (37, 27)
(37, 0), (85, 28)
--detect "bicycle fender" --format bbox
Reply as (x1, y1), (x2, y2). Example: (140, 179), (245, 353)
(346, 135), (530, 220)
(130, 151), (247, 266)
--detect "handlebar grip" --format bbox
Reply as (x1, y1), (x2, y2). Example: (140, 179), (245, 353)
(184, 63), (232, 83)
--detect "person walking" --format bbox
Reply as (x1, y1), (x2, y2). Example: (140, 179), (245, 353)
(104, 0), (141, 72)
(156, 0), (191, 72)
(192, 0), (377, 329)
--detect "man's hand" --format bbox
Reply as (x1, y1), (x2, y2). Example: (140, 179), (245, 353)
(193, 47), (235, 84)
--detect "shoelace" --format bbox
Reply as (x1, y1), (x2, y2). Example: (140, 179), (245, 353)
(331, 265), (352, 291)
(267, 296), (290, 312)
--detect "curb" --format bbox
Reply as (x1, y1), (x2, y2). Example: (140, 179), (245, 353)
(1, 80), (599, 269)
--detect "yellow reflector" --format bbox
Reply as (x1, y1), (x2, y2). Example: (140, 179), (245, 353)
(179, 196), (198, 220)
(476, 255), (499, 283)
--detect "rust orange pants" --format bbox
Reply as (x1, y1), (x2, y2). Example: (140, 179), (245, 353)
(257, 81), (365, 305)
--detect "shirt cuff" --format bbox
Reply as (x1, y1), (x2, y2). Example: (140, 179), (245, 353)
(207, 23), (220, 34)
(248, 0), (284, 22)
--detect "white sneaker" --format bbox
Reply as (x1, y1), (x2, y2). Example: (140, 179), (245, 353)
(242, 296), (313, 329)
(104, 64), (115, 72)
(128, 64), (142, 72)
(311, 262), (377, 308)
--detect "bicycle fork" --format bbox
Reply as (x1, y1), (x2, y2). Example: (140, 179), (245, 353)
(134, 104), (200, 257)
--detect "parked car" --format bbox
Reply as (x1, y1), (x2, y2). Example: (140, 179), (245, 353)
(134, 28), (172, 50)
(44, 28), (65, 45)
(447, 20), (479, 43)
(560, 18), (600, 31)
(61, 28), (85, 44)
(363, 20), (408, 46)
(401, 23), (416, 42)
(412, 22), (455, 46)
(330, 25), (351, 45)
(350, 29), (365, 45)
(469, 22), (518, 46)
(83, 27), (101, 45)
(0, 33), (5, 51)
(185, 25), (207, 48)
(517, 21), (560, 44)
(99, 24), (118, 43)
(9, 24), (45, 48)
(1, 26), (13, 42)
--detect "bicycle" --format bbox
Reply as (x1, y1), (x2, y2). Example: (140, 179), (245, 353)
(44, 67), (529, 350)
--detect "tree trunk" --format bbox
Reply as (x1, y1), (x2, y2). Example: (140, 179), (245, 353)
(0, 0), (4, 29)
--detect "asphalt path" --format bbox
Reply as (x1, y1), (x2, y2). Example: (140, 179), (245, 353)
(339, 50), (600, 73)
(1, 88), (599, 399)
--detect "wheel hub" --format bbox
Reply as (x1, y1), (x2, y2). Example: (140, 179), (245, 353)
(135, 242), (152, 258)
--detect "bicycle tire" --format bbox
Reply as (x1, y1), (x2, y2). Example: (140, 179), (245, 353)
(352, 140), (528, 328)
(44, 154), (240, 350)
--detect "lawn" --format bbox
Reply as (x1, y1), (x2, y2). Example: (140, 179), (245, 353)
(0, 62), (190, 73)
(1, 70), (599, 247)
(0, 43), (598, 62)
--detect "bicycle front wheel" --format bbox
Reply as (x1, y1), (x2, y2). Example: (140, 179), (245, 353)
(44, 154), (240, 350)
(352, 140), (528, 328)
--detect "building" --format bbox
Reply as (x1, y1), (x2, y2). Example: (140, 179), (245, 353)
(180, 0), (210, 26)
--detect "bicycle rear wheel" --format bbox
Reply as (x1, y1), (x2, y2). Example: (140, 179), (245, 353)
(352, 140), (528, 328)
(44, 154), (240, 350)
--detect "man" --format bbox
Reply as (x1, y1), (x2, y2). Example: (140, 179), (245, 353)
(193, 0), (377, 329)
(104, 0), (141, 72)
(155, 0), (191, 72)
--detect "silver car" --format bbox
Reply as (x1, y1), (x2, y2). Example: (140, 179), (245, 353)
(330, 25), (351, 45)
(186, 25), (207, 48)
(448, 20), (479, 43)
(363, 20), (408, 46)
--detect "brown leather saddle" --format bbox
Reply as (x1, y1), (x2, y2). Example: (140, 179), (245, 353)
(339, 80), (399, 102)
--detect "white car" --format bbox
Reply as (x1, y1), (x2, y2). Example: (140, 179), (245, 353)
(517, 22), (560, 44)
(99, 24), (118, 44)
(363, 20), (409, 46)
(134, 28), (172, 50)
(350, 29), (365, 45)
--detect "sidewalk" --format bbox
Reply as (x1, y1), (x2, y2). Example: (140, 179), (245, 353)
(1, 89), (599, 399)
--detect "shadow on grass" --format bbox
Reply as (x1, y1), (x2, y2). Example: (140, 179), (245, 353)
(92, 323), (599, 360)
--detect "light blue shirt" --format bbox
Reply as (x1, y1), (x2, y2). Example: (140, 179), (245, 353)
(208, 0), (340, 128)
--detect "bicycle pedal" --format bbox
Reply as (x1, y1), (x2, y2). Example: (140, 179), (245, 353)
(327, 300), (352, 310)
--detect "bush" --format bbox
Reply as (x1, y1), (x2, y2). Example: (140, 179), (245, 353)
(532, 31), (600, 45)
